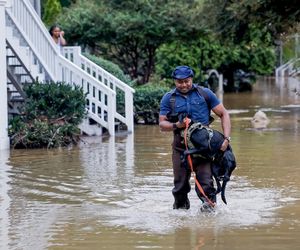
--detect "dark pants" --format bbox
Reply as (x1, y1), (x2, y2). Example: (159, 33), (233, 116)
(172, 132), (216, 206)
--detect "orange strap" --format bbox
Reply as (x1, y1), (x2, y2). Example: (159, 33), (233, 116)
(184, 118), (215, 208)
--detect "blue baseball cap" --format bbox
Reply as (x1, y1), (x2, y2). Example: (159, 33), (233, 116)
(171, 65), (194, 79)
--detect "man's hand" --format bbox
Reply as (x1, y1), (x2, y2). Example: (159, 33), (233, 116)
(220, 139), (229, 151)
(175, 120), (186, 129)
(176, 113), (190, 128)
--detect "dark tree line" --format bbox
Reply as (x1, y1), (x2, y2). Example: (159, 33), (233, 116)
(43, 0), (300, 86)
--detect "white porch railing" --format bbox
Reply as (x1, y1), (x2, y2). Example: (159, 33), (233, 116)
(6, 0), (57, 81)
(5, 0), (135, 136)
(275, 58), (300, 78)
(57, 55), (117, 135)
(63, 46), (135, 133)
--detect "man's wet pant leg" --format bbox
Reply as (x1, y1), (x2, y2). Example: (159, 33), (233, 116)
(194, 160), (216, 204)
(172, 148), (191, 209)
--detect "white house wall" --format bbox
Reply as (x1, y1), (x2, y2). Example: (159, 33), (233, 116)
(0, 0), (9, 150)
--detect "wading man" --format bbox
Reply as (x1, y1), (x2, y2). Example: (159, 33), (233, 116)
(159, 65), (231, 211)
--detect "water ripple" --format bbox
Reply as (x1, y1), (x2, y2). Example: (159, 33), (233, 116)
(99, 176), (293, 234)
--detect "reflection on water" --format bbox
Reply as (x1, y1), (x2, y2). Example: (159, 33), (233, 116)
(1, 77), (300, 249)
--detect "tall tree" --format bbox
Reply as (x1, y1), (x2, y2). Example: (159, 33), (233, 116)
(202, 0), (300, 41)
(43, 0), (62, 26)
(58, 0), (206, 84)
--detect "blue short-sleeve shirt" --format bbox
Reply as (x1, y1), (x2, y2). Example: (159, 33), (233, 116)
(159, 84), (220, 125)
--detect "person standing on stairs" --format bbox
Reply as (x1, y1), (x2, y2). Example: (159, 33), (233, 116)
(49, 24), (67, 53)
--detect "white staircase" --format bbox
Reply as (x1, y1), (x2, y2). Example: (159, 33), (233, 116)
(4, 0), (135, 137)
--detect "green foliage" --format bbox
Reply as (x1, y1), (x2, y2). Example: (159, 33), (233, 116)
(8, 82), (87, 149)
(58, 0), (207, 84)
(133, 84), (170, 124)
(57, 1), (104, 49)
(56, 0), (295, 90)
(24, 82), (86, 124)
(59, 0), (76, 7)
(43, 0), (62, 26)
(242, 46), (275, 75)
(155, 24), (275, 84)
(9, 117), (80, 149)
(200, 0), (297, 69)
(282, 35), (300, 63)
(221, 25), (276, 75)
(83, 53), (133, 86)
(155, 36), (227, 82)
(202, 0), (300, 41)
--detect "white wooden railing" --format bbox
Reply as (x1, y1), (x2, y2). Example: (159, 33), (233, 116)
(275, 58), (300, 78)
(57, 56), (117, 135)
(6, 0), (57, 80)
(63, 46), (135, 133)
(5, 0), (135, 135)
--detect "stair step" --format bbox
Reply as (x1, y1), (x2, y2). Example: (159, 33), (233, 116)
(8, 110), (21, 115)
(8, 64), (22, 67)
(10, 98), (24, 102)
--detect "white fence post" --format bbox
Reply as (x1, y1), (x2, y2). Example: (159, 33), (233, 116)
(73, 46), (82, 66)
(125, 90), (134, 133)
(207, 69), (224, 101)
(107, 92), (116, 136)
(217, 74), (224, 102)
(0, 0), (10, 150)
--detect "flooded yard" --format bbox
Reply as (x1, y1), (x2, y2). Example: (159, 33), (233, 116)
(1, 77), (300, 249)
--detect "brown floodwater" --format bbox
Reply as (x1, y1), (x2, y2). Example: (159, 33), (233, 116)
(1, 77), (300, 250)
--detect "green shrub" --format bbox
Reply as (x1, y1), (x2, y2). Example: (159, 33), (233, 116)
(83, 53), (133, 86)
(155, 35), (229, 84)
(133, 84), (170, 124)
(42, 0), (62, 26)
(8, 81), (87, 149)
